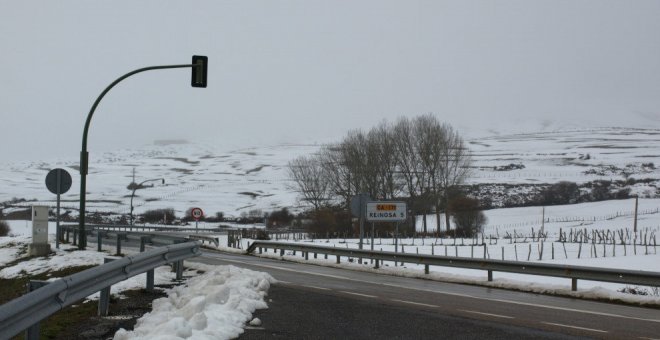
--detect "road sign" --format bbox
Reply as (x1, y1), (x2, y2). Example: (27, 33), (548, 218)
(350, 193), (372, 217)
(191, 207), (204, 221)
(366, 202), (407, 222)
(45, 168), (72, 195)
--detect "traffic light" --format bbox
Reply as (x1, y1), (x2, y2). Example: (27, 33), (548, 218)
(191, 55), (208, 88)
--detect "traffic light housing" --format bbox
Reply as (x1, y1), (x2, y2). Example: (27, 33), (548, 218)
(191, 55), (208, 88)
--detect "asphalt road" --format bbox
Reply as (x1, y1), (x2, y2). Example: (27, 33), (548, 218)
(194, 250), (660, 340)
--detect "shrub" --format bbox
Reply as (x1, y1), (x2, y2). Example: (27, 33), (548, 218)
(536, 181), (580, 205)
(0, 221), (10, 237)
(305, 206), (352, 235)
(204, 212), (225, 223)
(255, 229), (271, 240)
(448, 197), (487, 238)
(142, 208), (176, 224)
(266, 208), (294, 228)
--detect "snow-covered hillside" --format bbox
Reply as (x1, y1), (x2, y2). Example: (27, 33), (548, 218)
(1, 127), (659, 219)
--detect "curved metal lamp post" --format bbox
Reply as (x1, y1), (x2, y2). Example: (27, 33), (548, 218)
(129, 178), (165, 226)
(78, 56), (207, 249)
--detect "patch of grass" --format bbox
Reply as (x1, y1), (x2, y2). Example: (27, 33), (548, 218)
(0, 265), (97, 305)
(2, 265), (98, 339)
(40, 300), (99, 339)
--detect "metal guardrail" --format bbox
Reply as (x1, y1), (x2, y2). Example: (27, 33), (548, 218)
(61, 223), (229, 233)
(246, 241), (660, 291)
(0, 241), (201, 339)
(60, 224), (212, 249)
(187, 234), (220, 247)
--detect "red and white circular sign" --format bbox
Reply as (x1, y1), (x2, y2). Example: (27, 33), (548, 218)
(191, 207), (204, 220)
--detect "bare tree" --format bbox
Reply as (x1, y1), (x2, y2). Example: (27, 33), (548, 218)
(288, 114), (471, 237)
(287, 155), (332, 211)
(392, 117), (427, 232)
(414, 114), (446, 232)
(371, 123), (401, 199)
(437, 125), (471, 232)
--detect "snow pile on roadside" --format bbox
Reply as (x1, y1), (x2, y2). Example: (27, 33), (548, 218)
(114, 264), (275, 340)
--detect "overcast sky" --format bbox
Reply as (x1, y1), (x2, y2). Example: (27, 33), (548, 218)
(2, 1), (659, 161)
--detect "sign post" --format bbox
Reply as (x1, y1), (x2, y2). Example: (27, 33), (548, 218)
(366, 201), (407, 267)
(45, 169), (72, 249)
(191, 207), (204, 232)
(350, 193), (371, 264)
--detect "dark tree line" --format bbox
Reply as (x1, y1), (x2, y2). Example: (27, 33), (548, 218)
(288, 114), (473, 233)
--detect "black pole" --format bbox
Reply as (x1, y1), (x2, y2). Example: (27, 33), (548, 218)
(79, 64), (196, 249)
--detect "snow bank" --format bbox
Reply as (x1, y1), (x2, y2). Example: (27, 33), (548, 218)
(113, 264), (275, 340)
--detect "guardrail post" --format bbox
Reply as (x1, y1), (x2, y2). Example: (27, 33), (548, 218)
(73, 229), (78, 245)
(425, 265), (429, 275)
(98, 258), (114, 316)
(314, 252), (317, 259)
(375, 259), (380, 269)
(116, 234), (122, 255)
(305, 252), (309, 260)
(280, 249), (284, 256)
(65, 228), (70, 243)
(572, 278), (578, 291)
(259, 247), (262, 254)
(146, 268), (155, 291)
(336, 255), (340, 264)
(140, 236), (147, 252)
(176, 260), (184, 280)
(488, 270), (493, 282)
(25, 280), (49, 340)
(97, 231), (103, 252)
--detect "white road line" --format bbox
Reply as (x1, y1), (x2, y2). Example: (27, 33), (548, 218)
(459, 310), (514, 319)
(639, 337), (660, 340)
(339, 291), (377, 298)
(210, 256), (351, 280)
(390, 299), (439, 308)
(201, 253), (660, 324)
(541, 322), (608, 333)
(303, 285), (331, 291)
(379, 282), (660, 324)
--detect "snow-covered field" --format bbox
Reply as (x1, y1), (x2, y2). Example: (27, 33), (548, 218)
(0, 221), (274, 339)
(200, 198), (660, 305)
(2, 127), (660, 218)
(2, 127), (660, 336)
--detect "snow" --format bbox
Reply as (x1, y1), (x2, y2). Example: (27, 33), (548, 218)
(0, 221), (275, 340)
(211, 197), (660, 305)
(253, 246), (660, 306)
(2, 128), (660, 219)
(113, 263), (274, 340)
(3, 128), (660, 336)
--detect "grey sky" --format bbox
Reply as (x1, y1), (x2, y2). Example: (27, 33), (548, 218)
(1, 1), (659, 161)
